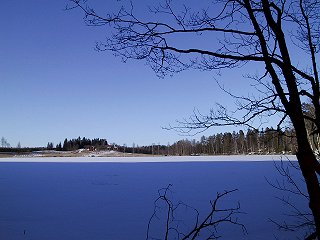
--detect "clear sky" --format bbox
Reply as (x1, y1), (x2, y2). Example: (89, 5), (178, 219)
(1, 0), (270, 148)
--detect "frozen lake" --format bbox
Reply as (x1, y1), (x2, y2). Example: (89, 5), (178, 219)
(0, 156), (310, 239)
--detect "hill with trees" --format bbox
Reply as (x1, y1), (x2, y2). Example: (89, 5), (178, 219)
(52, 137), (108, 151)
(48, 127), (297, 156)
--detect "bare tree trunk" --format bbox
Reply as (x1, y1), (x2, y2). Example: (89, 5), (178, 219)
(295, 122), (320, 239)
(297, 151), (320, 239)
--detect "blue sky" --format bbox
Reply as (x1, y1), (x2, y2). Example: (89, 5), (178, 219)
(1, 0), (269, 147)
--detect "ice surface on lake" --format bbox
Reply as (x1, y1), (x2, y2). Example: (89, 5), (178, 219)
(0, 156), (309, 240)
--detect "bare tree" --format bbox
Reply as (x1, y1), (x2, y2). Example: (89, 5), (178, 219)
(1, 137), (10, 148)
(146, 184), (246, 240)
(68, 0), (320, 237)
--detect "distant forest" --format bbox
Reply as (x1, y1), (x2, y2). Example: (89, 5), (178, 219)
(165, 128), (297, 156)
(0, 128), (299, 155)
(48, 137), (108, 151)
(45, 127), (298, 156)
(127, 128), (297, 156)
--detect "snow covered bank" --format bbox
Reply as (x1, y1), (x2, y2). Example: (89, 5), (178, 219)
(0, 154), (296, 163)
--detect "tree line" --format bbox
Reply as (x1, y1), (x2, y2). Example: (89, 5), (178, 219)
(167, 128), (296, 156)
(0, 127), (300, 156)
(108, 127), (298, 156)
(48, 137), (108, 151)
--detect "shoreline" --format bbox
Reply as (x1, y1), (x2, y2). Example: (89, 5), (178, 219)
(0, 154), (297, 163)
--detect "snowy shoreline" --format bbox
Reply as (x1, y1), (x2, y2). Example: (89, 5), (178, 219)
(0, 154), (297, 163)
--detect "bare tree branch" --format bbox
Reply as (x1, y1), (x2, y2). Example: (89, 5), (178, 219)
(146, 185), (246, 240)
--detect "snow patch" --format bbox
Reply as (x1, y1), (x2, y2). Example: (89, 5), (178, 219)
(0, 154), (296, 163)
